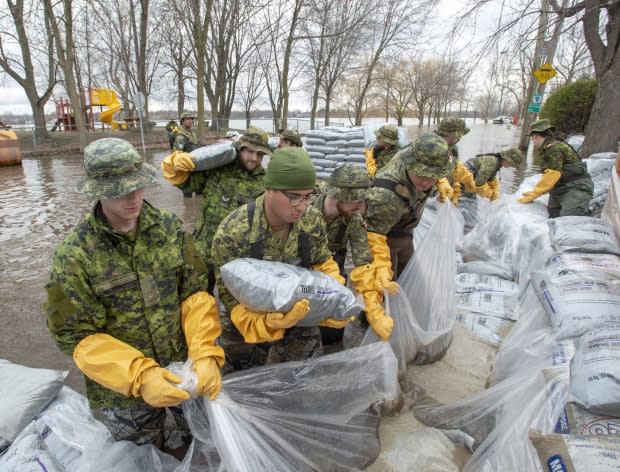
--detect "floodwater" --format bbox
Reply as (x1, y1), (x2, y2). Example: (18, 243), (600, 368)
(0, 122), (533, 394)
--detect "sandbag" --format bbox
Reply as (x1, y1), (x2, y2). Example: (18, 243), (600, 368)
(190, 141), (237, 172)
(457, 260), (514, 281)
(220, 258), (363, 326)
(548, 216), (620, 256)
(455, 273), (518, 295)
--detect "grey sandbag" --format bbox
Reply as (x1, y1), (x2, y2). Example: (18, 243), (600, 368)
(190, 141), (237, 172)
(220, 258), (363, 326)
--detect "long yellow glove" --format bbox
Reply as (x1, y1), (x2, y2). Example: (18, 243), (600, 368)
(367, 232), (399, 295)
(161, 151), (196, 185)
(73, 333), (190, 408)
(350, 265), (394, 340)
(311, 257), (346, 285)
(451, 181), (462, 206)
(476, 183), (492, 199)
(487, 178), (500, 201)
(452, 161), (476, 193)
(365, 148), (377, 178)
(435, 178), (454, 203)
(518, 169), (561, 203)
(230, 299), (310, 343)
(319, 316), (355, 329)
(181, 291), (225, 400)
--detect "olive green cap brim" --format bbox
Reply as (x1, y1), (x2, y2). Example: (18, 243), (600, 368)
(75, 163), (158, 200)
(235, 139), (272, 156)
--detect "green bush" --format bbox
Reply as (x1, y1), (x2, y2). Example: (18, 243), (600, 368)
(540, 79), (597, 135)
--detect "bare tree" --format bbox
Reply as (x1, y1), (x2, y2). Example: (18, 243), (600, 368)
(236, 54), (267, 129)
(0, 0), (57, 139)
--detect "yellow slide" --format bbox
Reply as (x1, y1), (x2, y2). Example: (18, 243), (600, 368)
(90, 88), (122, 130)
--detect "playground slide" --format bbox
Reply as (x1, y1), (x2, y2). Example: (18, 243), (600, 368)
(91, 88), (121, 129)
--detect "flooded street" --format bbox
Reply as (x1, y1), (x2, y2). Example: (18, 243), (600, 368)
(0, 123), (530, 394)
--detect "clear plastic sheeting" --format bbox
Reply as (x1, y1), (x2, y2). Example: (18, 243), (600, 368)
(220, 258), (363, 326)
(456, 291), (517, 321)
(190, 141), (237, 172)
(183, 342), (400, 472)
(455, 313), (513, 347)
(548, 216), (620, 256)
(569, 327), (620, 416)
(398, 202), (459, 364)
(457, 260), (514, 281)
(413, 365), (569, 472)
(413, 199), (464, 251)
(602, 157), (620, 240)
(514, 223), (552, 290)
(531, 267), (620, 340)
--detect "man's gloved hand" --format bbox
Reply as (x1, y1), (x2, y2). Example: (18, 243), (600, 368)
(453, 161), (476, 193)
(476, 183), (492, 199)
(265, 299), (310, 329)
(451, 182), (462, 206)
(518, 169), (561, 203)
(161, 151), (195, 185)
(319, 316), (355, 329)
(376, 267), (399, 295)
(191, 357), (222, 400)
(435, 178), (454, 203)
(139, 366), (191, 408)
(518, 191), (538, 203)
(363, 291), (394, 341)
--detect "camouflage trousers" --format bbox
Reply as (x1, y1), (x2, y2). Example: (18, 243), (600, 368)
(92, 404), (191, 450)
(220, 326), (323, 374)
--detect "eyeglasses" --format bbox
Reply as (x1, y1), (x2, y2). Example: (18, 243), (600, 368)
(280, 190), (318, 206)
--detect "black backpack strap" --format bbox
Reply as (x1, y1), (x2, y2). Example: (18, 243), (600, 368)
(374, 178), (408, 203)
(298, 232), (311, 269)
(246, 199), (263, 260)
(334, 223), (348, 247)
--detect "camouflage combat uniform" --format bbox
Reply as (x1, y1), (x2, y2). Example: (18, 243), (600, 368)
(538, 137), (593, 217)
(465, 154), (502, 187)
(373, 125), (401, 170)
(165, 120), (178, 150)
(212, 194), (332, 372)
(173, 127), (201, 152)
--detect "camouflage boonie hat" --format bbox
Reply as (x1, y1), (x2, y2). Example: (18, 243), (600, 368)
(75, 138), (157, 200)
(180, 112), (195, 121)
(435, 117), (470, 137)
(325, 163), (371, 201)
(277, 129), (302, 147)
(402, 132), (451, 178)
(235, 126), (272, 156)
(374, 125), (399, 145)
(528, 118), (555, 134)
(499, 147), (523, 167)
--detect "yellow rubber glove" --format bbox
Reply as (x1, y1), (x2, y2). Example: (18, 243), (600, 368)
(365, 148), (377, 178)
(161, 151), (194, 185)
(453, 161), (476, 193)
(73, 333), (190, 407)
(350, 264), (394, 340)
(181, 292), (225, 400)
(173, 152), (196, 172)
(476, 183), (492, 199)
(230, 299), (310, 343)
(488, 178), (500, 201)
(367, 232), (399, 295)
(319, 316), (355, 329)
(451, 182), (462, 206)
(311, 257), (346, 285)
(435, 178), (454, 203)
(518, 169), (561, 203)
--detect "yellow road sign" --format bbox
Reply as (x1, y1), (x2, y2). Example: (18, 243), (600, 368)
(533, 63), (557, 84)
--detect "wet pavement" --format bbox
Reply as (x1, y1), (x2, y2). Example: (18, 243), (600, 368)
(0, 123), (532, 394)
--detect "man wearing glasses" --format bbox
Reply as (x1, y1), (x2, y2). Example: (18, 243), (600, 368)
(211, 147), (349, 372)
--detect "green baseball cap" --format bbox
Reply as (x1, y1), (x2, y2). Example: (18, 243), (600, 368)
(75, 138), (157, 200)
(325, 163), (371, 201)
(500, 147), (523, 167)
(264, 147), (316, 190)
(401, 132), (451, 178)
(374, 125), (399, 145)
(235, 127), (272, 156)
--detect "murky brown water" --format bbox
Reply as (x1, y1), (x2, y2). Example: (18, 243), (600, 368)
(0, 123), (532, 394)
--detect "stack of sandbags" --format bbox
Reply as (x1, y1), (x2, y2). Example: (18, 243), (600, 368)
(304, 126), (370, 179)
(583, 151), (617, 214)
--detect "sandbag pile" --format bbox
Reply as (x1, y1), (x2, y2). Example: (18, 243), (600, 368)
(583, 151), (616, 215)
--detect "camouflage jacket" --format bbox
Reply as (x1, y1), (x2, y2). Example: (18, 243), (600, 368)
(212, 194), (332, 339)
(539, 137), (592, 191)
(465, 154), (502, 186)
(313, 194), (371, 267)
(374, 144), (401, 170)
(174, 128), (200, 152)
(44, 201), (209, 409)
(365, 151), (434, 236)
(176, 158), (265, 262)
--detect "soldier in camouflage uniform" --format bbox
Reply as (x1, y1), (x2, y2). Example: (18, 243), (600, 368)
(173, 112), (201, 152)
(314, 163), (394, 341)
(44, 138), (224, 452)
(519, 118), (593, 217)
(462, 147), (523, 201)
(165, 119), (179, 150)
(162, 127), (271, 292)
(434, 117), (476, 204)
(365, 132), (452, 280)
(211, 147), (350, 372)
(277, 129), (303, 147)
(365, 125), (401, 177)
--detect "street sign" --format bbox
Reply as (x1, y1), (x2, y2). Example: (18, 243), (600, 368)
(533, 63), (557, 84)
(532, 93), (543, 104)
(528, 103), (541, 113)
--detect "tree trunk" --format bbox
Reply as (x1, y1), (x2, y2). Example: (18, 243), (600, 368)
(582, 62), (620, 155)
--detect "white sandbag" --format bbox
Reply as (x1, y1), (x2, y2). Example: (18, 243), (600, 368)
(457, 260), (514, 281)
(0, 360), (66, 453)
(531, 267), (620, 339)
(588, 152), (617, 160)
(544, 252), (620, 275)
(304, 137), (327, 146)
(565, 135), (584, 154)
(220, 258), (363, 326)
(548, 216), (620, 256)
(455, 273), (518, 295)
(602, 157), (620, 241)
(456, 291), (517, 321)
(529, 430), (620, 472)
(190, 141), (237, 172)
(569, 327), (620, 416)
(585, 157), (615, 177)
(268, 136), (280, 151)
(455, 313), (513, 347)
(564, 401), (620, 435)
